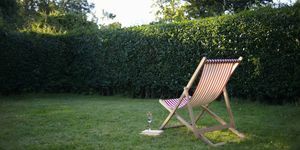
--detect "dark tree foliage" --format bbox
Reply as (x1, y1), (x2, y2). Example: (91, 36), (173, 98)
(19, 0), (94, 15)
(0, 0), (18, 16)
(184, 0), (273, 18)
(0, 0), (19, 30)
(58, 0), (95, 14)
(184, 0), (224, 18)
(0, 0), (98, 33)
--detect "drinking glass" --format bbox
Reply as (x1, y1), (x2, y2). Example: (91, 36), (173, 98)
(147, 112), (152, 131)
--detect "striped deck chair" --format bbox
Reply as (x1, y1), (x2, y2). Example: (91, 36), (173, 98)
(159, 57), (245, 146)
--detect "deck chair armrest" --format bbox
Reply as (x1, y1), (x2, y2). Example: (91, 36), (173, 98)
(183, 87), (190, 97)
(169, 87), (191, 110)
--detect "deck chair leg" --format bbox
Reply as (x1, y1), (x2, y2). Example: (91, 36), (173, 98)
(223, 88), (235, 128)
(223, 88), (245, 138)
(188, 105), (225, 147)
(195, 108), (206, 123)
(162, 112), (194, 130)
(159, 110), (175, 130)
(159, 99), (178, 130)
(175, 113), (193, 130)
(201, 106), (227, 125)
(187, 104), (225, 147)
(201, 105), (245, 139)
(187, 104), (200, 137)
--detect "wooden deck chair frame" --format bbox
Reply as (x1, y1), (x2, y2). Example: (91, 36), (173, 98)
(159, 57), (245, 147)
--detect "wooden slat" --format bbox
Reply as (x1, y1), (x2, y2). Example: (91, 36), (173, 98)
(186, 57), (207, 89)
(201, 106), (227, 125)
(223, 88), (236, 128)
(175, 114), (193, 131)
(159, 91), (186, 129)
(164, 124), (187, 129)
(195, 109), (206, 122)
(229, 128), (245, 138)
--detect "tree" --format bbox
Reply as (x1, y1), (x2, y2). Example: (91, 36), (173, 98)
(184, 0), (273, 18)
(152, 0), (187, 22)
(0, 0), (18, 17)
(11, 0), (98, 34)
(153, 0), (274, 21)
(18, 0), (95, 16)
(0, 0), (19, 30)
(101, 10), (116, 20)
(58, 0), (95, 15)
(100, 22), (122, 29)
(183, 0), (224, 18)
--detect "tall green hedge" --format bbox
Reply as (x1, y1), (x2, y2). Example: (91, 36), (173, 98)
(0, 6), (299, 103)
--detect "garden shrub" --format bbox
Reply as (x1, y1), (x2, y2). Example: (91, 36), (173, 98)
(0, 5), (299, 104)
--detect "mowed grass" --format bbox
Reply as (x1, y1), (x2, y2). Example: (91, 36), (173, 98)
(0, 94), (299, 150)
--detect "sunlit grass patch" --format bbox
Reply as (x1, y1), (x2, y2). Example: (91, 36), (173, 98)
(205, 130), (242, 143)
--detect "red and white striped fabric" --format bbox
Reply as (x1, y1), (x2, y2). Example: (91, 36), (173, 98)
(162, 96), (191, 109)
(190, 60), (235, 106)
(160, 58), (240, 109)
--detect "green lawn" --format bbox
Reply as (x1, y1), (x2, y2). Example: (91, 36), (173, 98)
(0, 94), (299, 149)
